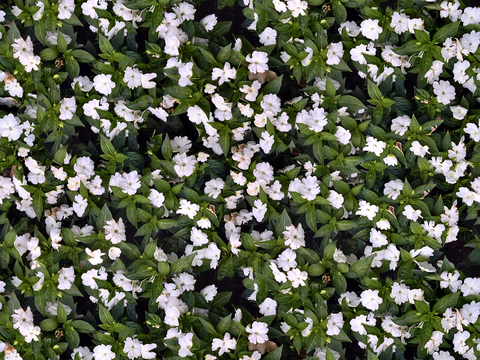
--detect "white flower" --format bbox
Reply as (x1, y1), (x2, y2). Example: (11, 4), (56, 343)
(259, 27), (277, 46)
(211, 332), (236, 355)
(339, 21), (361, 37)
(123, 66), (142, 89)
(410, 141), (430, 157)
(383, 154), (398, 166)
(384, 179), (404, 200)
(402, 204), (422, 221)
(287, 0), (308, 17)
(5, 78), (23, 97)
(252, 199), (267, 222)
(93, 344), (115, 360)
(73, 194), (88, 217)
(104, 218), (126, 244)
(123, 337), (142, 360)
(108, 247), (121, 260)
(390, 282), (410, 305)
(360, 19), (383, 40)
(85, 248), (105, 265)
(370, 228), (388, 248)
(259, 297), (277, 316)
(356, 200), (379, 220)
(246, 51), (269, 74)
(204, 178), (225, 199)
(360, 289), (383, 311)
(287, 268), (308, 288)
(327, 190), (344, 209)
(177, 199), (200, 219)
(59, 97), (77, 120)
(58, 266), (75, 290)
(283, 223), (305, 249)
(326, 42), (344, 65)
(456, 187), (480, 206)
(246, 321), (269, 344)
(211, 62), (237, 85)
(74, 156), (95, 178)
(93, 74), (116, 95)
(376, 218), (391, 230)
(173, 152), (197, 177)
(148, 189), (165, 208)
(200, 14), (218, 31)
(464, 122), (480, 142)
(433, 80), (456, 105)
(335, 126), (351, 145)
(326, 313), (344, 336)
(450, 105), (468, 120)
(200, 284), (218, 302)
(391, 12), (410, 34)
(173, 2), (196, 22)
(363, 136), (386, 156)
(0, 114), (22, 143)
(391, 115), (411, 136)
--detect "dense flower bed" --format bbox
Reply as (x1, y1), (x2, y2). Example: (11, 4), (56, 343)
(1, 0), (480, 359)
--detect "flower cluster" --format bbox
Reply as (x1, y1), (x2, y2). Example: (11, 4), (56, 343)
(1, 0), (480, 360)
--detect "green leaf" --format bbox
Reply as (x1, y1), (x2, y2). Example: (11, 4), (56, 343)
(126, 95), (153, 110)
(4, 229), (16, 248)
(217, 43), (232, 63)
(323, 240), (337, 260)
(337, 95), (367, 112)
(65, 56), (80, 79)
(414, 29), (430, 44)
(57, 32), (68, 53)
(367, 80), (383, 101)
(62, 228), (76, 247)
(170, 253), (196, 275)
(164, 86), (193, 100)
(97, 204), (113, 230)
(71, 49), (96, 63)
(217, 0), (235, 9)
(40, 48), (59, 61)
(71, 320), (96, 333)
(57, 302), (68, 323)
(241, 233), (256, 252)
(275, 210), (292, 238)
(264, 345), (283, 360)
(100, 134), (116, 156)
(65, 327), (80, 349)
(393, 39), (422, 55)
(199, 47), (218, 65)
(99, 34), (114, 55)
(332, 271), (347, 294)
(325, 77), (336, 98)
(40, 318), (59, 331)
(217, 314), (232, 334)
(161, 133), (173, 161)
(262, 75), (283, 95)
(393, 310), (421, 326)
(157, 219), (178, 229)
(198, 317), (218, 336)
(432, 22), (460, 44)
(349, 255), (374, 276)
(307, 263), (326, 276)
(99, 305), (114, 325)
(219, 126), (231, 156)
(432, 292), (460, 315)
(126, 200), (137, 226)
(332, 0), (347, 24)
(415, 300), (430, 315)
(32, 190), (44, 221)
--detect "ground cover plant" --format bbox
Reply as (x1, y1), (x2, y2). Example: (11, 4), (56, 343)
(1, 0), (480, 359)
